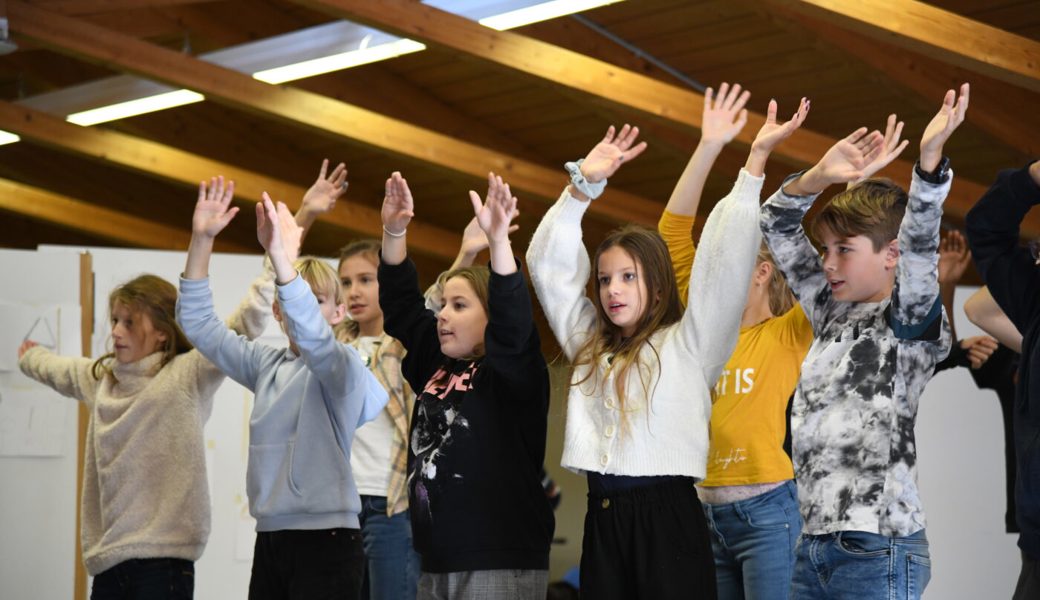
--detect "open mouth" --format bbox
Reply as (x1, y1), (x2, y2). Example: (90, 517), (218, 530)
(829, 280), (845, 292)
(608, 302), (626, 314)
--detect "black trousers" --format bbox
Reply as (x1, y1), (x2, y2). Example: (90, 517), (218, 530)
(248, 528), (364, 600)
(91, 558), (194, 600)
(580, 478), (717, 600)
(1016, 552), (1040, 600)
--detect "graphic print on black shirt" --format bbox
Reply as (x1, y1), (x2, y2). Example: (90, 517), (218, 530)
(409, 361), (479, 529)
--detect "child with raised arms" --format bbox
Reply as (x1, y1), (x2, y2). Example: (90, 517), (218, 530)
(15, 176), (304, 599)
(378, 172), (554, 599)
(759, 85), (969, 599)
(526, 121), (772, 598)
(657, 83), (812, 600)
(177, 180), (387, 599)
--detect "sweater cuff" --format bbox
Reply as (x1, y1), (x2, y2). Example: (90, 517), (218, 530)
(179, 276), (211, 295)
(489, 259), (525, 295)
(731, 168), (765, 203)
(556, 187), (593, 222)
(276, 273), (311, 303)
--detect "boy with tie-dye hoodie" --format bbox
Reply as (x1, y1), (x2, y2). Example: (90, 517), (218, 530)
(758, 85), (969, 600)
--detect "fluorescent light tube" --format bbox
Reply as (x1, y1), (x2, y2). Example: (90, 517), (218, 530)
(66, 89), (205, 126)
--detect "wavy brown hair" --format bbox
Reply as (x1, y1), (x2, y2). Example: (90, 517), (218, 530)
(91, 275), (193, 380)
(571, 225), (682, 431)
(812, 178), (908, 251)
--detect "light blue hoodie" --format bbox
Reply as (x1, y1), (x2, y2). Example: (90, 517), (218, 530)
(177, 274), (388, 531)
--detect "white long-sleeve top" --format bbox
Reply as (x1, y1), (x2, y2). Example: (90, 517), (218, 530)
(526, 169), (763, 478)
(19, 270), (273, 575)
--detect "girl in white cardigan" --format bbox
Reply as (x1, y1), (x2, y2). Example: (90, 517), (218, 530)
(526, 124), (763, 599)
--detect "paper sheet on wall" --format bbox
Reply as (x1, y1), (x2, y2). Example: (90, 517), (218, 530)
(0, 304), (60, 372)
(0, 388), (69, 456)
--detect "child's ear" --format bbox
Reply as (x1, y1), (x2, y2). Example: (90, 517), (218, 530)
(329, 303), (347, 326)
(884, 239), (900, 269)
(755, 261), (773, 286)
(272, 300), (284, 323)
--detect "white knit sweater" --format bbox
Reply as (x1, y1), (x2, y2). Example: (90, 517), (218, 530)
(19, 270), (272, 575)
(526, 170), (762, 478)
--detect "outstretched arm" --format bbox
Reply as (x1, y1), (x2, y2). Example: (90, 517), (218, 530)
(891, 84), (969, 340)
(526, 125), (646, 359)
(664, 82), (750, 217)
(184, 176), (239, 280)
(964, 286), (1023, 353)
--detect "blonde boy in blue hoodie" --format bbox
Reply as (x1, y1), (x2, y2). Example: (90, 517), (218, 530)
(177, 178), (388, 599)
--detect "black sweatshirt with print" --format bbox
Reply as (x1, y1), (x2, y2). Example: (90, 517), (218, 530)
(966, 160), (1040, 560)
(378, 256), (554, 573)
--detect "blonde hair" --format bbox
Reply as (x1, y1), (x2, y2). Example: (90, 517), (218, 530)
(295, 256), (343, 305)
(92, 275), (193, 379)
(571, 226), (682, 432)
(757, 242), (796, 316)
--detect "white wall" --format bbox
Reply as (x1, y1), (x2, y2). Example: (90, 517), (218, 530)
(917, 286), (1020, 597)
(0, 249), (81, 600)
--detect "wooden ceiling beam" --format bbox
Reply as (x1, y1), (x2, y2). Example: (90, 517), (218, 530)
(0, 177), (255, 251)
(32, 0), (215, 16)
(761, 0), (1040, 94)
(286, 0), (1032, 234)
(0, 101), (462, 260)
(773, 9), (1040, 157)
(6, 0), (661, 226)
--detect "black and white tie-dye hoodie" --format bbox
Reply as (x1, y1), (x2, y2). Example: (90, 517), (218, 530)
(760, 167), (952, 537)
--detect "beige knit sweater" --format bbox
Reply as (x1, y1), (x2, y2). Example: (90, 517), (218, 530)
(19, 270), (272, 575)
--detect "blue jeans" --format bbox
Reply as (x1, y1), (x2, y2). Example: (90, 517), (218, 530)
(91, 558), (194, 600)
(702, 481), (802, 600)
(359, 495), (420, 600)
(791, 529), (930, 600)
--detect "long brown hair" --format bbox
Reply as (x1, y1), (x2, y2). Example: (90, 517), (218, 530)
(91, 275), (193, 379)
(571, 226), (682, 429)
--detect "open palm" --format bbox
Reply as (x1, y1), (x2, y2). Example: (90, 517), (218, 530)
(193, 176), (238, 238)
(580, 124), (648, 183)
(381, 171), (415, 234)
(470, 172), (518, 243)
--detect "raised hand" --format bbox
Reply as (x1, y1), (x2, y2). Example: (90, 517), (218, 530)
(18, 339), (38, 359)
(700, 82), (750, 148)
(300, 159), (348, 219)
(746, 96), (810, 176)
(938, 229), (972, 285)
(278, 201), (305, 264)
(920, 83), (969, 172)
(851, 113), (909, 184)
(752, 97), (810, 155)
(579, 124), (648, 183)
(459, 209), (519, 259)
(470, 172), (519, 244)
(193, 176), (239, 238)
(381, 171), (414, 235)
(256, 192), (286, 256)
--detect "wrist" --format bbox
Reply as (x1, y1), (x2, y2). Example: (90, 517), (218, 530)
(697, 139), (726, 154)
(919, 149), (942, 173)
(383, 224), (407, 238)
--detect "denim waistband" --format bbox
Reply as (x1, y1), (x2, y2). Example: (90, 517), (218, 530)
(702, 479), (797, 519)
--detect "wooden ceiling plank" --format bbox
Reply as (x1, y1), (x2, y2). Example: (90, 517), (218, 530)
(0, 101), (462, 260)
(761, 0), (1040, 94)
(287, 0), (1018, 232)
(0, 177), (255, 251)
(782, 10), (1040, 156)
(6, 0), (661, 226)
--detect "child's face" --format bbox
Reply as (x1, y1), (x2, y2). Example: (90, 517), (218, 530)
(339, 254), (382, 333)
(437, 277), (488, 359)
(597, 245), (649, 337)
(819, 229), (897, 303)
(110, 302), (167, 364)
